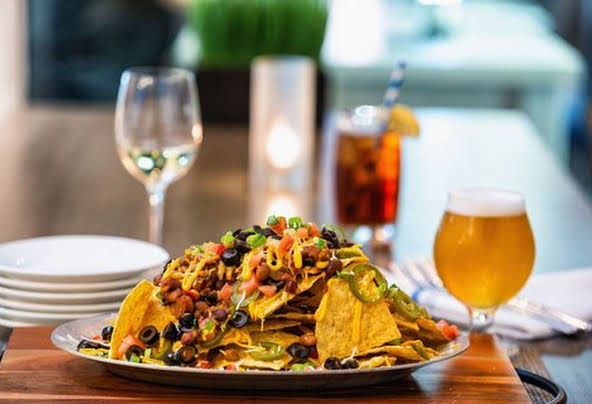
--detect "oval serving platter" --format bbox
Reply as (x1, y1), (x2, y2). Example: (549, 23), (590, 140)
(52, 313), (469, 391)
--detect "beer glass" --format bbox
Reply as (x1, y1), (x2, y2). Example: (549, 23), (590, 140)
(433, 189), (535, 331)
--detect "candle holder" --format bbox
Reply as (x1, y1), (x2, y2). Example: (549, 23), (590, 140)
(248, 56), (316, 223)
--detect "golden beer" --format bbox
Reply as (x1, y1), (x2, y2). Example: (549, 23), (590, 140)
(433, 190), (535, 310)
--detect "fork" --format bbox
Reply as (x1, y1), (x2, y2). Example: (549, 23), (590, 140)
(391, 258), (591, 335)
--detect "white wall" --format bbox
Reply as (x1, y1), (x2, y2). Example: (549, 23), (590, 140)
(0, 0), (26, 118)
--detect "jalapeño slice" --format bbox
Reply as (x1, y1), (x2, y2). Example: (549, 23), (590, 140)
(347, 263), (387, 303)
(248, 342), (285, 361)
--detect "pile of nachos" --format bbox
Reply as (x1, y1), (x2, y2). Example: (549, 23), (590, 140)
(77, 216), (459, 371)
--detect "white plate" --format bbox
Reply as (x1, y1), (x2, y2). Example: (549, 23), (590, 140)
(0, 284), (131, 304)
(0, 296), (120, 313)
(0, 273), (145, 292)
(52, 314), (470, 390)
(0, 235), (169, 282)
(0, 316), (39, 327)
(0, 306), (102, 323)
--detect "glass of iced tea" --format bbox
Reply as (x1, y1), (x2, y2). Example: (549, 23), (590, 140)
(335, 105), (401, 248)
(433, 189), (536, 331)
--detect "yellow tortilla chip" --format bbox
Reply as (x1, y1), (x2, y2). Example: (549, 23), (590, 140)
(248, 274), (324, 320)
(198, 328), (252, 353)
(109, 280), (155, 359)
(244, 319), (301, 333)
(356, 344), (423, 362)
(358, 355), (397, 369)
(315, 278), (401, 362)
(270, 312), (316, 323)
(416, 317), (450, 346)
(142, 296), (176, 332)
(250, 330), (300, 348)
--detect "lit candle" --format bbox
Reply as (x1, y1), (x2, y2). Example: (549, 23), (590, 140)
(265, 120), (301, 170)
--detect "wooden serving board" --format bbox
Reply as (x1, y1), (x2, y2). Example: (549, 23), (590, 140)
(0, 328), (529, 403)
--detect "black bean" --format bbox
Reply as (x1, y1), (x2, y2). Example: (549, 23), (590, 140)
(343, 359), (359, 369)
(205, 291), (218, 305)
(287, 343), (309, 359)
(339, 241), (354, 248)
(232, 228), (243, 237)
(253, 225), (262, 233)
(323, 357), (342, 370)
(229, 310), (249, 328)
(234, 239), (251, 254)
(162, 322), (181, 341)
(101, 325), (114, 342)
(271, 233), (283, 240)
(326, 259), (343, 276)
(236, 231), (252, 241)
(179, 312), (195, 328)
(221, 248), (241, 266)
(303, 257), (315, 267)
(213, 308), (229, 322)
(138, 325), (160, 346)
(164, 350), (182, 366)
(259, 227), (275, 237)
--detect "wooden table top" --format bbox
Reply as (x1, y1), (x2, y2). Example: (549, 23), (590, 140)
(0, 106), (591, 401)
(0, 327), (529, 403)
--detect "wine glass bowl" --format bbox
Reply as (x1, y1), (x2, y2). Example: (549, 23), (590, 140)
(115, 67), (202, 245)
(433, 188), (536, 331)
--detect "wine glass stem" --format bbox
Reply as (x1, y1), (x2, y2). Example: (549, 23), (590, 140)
(468, 307), (495, 333)
(146, 187), (166, 246)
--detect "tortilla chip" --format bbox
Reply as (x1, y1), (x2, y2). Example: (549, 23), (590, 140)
(248, 274), (324, 320)
(270, 312), (316, 323)
(358, 355), (397, 369)
(314, 278), (401, 362)
(109, 280), (155, 359)
(416, 317), (450, 346)
(250, 330), (300, 348)
(142, 296), (176, 332)
(356, 344), (424, 362)
(244, 319), (301, 333)
(198, 328), (252, 353)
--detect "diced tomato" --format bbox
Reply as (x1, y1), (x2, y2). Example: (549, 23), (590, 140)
(225, 364), (238, 371)
(249, 254), (262, 270)
(117, 334), (145, 359)
(278, 235), (294, 255)
(215, 243), (225, 256)
(296, 227), (309, 239)
(269, 216), (287, 235)
(308, 222), (320, 237)
(196, 360), (212, 369)
(203, 242), (224, 256)
(258, 284), (277, 297)
(238, 275), (260, 296)
(436, 320), (459, 340)
(92, 335), (102, 341)
(218, 283), (233, 301)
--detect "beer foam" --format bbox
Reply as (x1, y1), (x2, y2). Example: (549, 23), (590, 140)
(446, 189), (526, 217)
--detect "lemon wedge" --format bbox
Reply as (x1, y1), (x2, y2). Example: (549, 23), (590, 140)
(388, 104), (420, 137)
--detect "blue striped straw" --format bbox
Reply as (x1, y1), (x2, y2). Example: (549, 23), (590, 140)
(382, 61), (407, 111)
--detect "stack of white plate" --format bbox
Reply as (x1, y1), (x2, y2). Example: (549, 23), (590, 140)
(0, 235), (169, 327)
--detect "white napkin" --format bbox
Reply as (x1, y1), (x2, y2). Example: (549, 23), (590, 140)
(386, 266), (592, 340)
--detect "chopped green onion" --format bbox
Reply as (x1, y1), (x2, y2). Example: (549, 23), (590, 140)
(314, 237), (326, 249)
(247, 233), (266, 248)
(203, 319), (216, 333)
(130, 354), (140, 363)
(190, 244), (204, 253)
(221, 231), (235, 245)
(291, 362), (315, 372)
(155, 291), (163, 300)
(388, 338), (402, 345)
(266, 215), (279, 225)
(288, 216), (303, 229)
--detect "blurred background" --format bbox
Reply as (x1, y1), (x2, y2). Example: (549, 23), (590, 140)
(1, 0), (590, 194)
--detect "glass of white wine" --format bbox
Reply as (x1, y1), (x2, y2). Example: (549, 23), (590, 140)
(115, 67), (202, 245)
